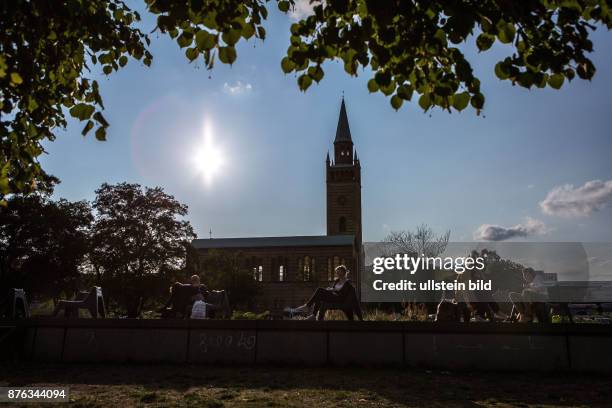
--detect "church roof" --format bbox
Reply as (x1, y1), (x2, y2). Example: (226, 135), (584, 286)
(192, 235), (355, 249)
(334, 98), (352, 143)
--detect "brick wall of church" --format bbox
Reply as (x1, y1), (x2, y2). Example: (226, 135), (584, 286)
(197, 244), (357, 315)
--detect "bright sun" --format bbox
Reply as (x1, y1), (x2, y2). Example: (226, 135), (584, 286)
(193, 120), (224, 183)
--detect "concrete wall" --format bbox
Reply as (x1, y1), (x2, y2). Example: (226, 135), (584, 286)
(6, 319), (612, 372)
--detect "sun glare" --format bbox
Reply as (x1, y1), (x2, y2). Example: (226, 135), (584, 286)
(193, 120), (224, 184)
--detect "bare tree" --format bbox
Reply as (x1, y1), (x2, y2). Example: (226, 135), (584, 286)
(382, 224), (451, 308)
(384, 224), (450, 257)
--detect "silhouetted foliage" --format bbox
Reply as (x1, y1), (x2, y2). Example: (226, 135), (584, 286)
(89, 182), (195, 316)
(2, 1), (611, 197)
(470, 248), (524, 293)
(197, 249), (261, 309)
(0, 186), (93, 299)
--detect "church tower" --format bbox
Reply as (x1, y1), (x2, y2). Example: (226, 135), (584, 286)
(326, 98), (362, 246)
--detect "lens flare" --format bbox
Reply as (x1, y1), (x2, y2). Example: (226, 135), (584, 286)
(193, 119), (224, 184)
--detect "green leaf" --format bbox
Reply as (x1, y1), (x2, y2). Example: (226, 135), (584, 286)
(470, 93), (485, 109)
(548, 73), (564, 89)
(390, 95), (403, 110)
(81, 120), (94, 136)
(95, 127), (107, 141)
(494, 62), (510, 79)
(185, 47), (199, 61)
(297, 74), (312, 91)
(69, 103), (95, 121)
(218, 46), (237, 64)
(380, 83), (395, 96)
(10, 72), (23, 85)
(118, 55), (128, 67)
(496, 21), (516, 44)
(367, 78), (379, 93)
(93, 111), (109, 127)
(418, 94), (431, 110)
(222, 29), (241, 46)
(242, 23), (255, 39)
(195, 30), (215, 51)
(27, 98), (39, 112)
(307, 66), (324, 83)
(476, 33), (495, 51)
(281, 57), (295, 73)
(257, 26), (266, 39)
(102, 65), (112, 75)
(177, 32), (193, 48)
(452, 92), (470, 111)
(202, 13), (218, 30)
(397, 84), (413, 100)
(278, 1), (290, 12)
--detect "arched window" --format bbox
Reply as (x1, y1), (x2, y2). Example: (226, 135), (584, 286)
(339, 216), (347, 233)
(251, 257), (263, 282)
(273, 256), (286, 282)
(304, 256), (312, 281)
(298, 256), (314, 281)
(252, 264), (263, 282)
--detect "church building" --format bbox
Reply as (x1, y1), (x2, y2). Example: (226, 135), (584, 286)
(192, 99), (363, 314)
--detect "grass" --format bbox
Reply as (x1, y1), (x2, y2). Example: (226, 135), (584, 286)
(0, 363), (610, 407)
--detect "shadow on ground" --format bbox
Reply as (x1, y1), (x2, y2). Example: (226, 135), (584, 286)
(0, 363), (610, 407)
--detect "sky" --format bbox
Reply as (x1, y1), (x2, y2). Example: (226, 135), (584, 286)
(40, 4), (612, 243)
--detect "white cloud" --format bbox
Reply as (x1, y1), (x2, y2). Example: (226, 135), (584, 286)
(289, 0), (324, 21)
(473, 217), (547, 241)
(222, 81), (253, 95)
(540, 179), (612, 217)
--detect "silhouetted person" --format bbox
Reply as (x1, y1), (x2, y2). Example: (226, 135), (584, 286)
(285, 265), (363, 321)
(159, 274), (209, 317)
(509, 268), (547, 322)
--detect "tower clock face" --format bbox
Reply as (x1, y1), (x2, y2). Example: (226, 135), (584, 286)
(337, 195), (347, 206)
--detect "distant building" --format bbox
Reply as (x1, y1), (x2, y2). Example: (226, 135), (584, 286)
(192, 99), (363, 314)
(539, 271), (558, 283)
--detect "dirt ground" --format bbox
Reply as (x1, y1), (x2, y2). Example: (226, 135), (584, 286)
(0, 363), (610, 407)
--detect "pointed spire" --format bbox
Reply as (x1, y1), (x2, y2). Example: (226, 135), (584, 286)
(334, 97), (352, 143)
(326, 151), (330, 163)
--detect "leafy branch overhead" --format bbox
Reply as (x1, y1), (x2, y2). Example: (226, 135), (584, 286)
(279, 0), (608, 113)
(2, 0), (611, 198)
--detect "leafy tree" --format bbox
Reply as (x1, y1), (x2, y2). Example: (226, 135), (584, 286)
(196, 249), (261, 309)
(1, 0), (150, 200)
(89, 182), (195, 316)
(469, 248), (524, 293)
(2, 0), (611, 197)
(0, 185), (93, 299)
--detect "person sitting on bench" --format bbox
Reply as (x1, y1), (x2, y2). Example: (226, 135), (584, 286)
(159, 274), (209, 316)
(284, 265), (363, 321)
